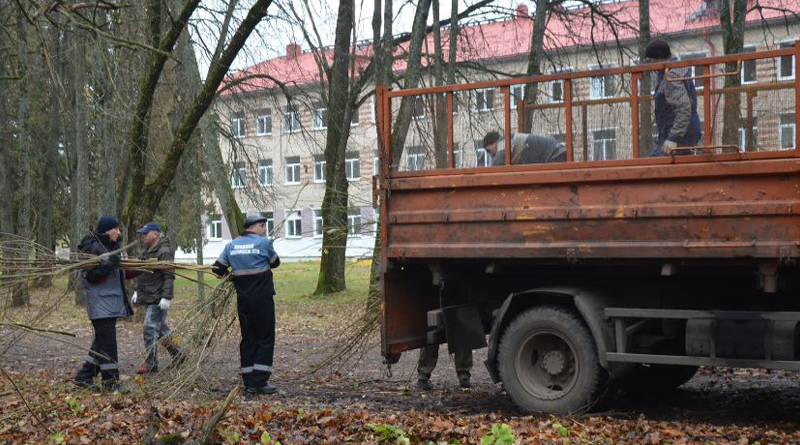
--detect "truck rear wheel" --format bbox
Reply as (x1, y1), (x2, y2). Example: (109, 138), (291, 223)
(498, 306), (606, 414)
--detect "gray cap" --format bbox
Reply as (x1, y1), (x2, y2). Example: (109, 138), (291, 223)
(244, 213), (268, 229)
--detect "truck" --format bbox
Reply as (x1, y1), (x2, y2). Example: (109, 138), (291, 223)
(375, 45), (800, 413)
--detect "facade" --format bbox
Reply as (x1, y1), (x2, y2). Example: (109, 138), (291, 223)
(180, 0), (799, 263)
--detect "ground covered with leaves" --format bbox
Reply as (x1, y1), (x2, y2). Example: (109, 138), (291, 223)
(2, 262), (800, 444)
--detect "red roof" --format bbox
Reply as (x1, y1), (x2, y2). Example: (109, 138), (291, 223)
(222, 0), (797, 94)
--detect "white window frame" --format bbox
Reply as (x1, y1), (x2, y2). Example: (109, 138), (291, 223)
(472, 88), (495, 112)
(372, 149), (380, 175)
(283, 105), (301, 133)
(257, 159), (273, 187)
(285, 156), (301, 185)
(208, 217), (222, 240)
(777, 40), (796, 81)
(589, 65), (616, 99)
(476, 147), (490, 167)
(741, 45), (757, 85)
(780, 113), (796, 151)
(510, 85), (524, 110)
(345, 152), (360, 181)
(453, 144), (463, 168)
(350, 105), (359, 127)
(549, 68), (572, 103)
(312, 101), (327, 130)
(591, 128), (617, 161)
(313, 209), (324, 237)
(737, 117), (758, 153)
(231, 162), (246, 189)
(370, 95), (377, 123)
(347, 209), (361, 237)
(285, 209), (302, 238)
(260, 211), (275, 237)
(230, 112), (245, 138)
(313, 155), (326, 183)
(255, 108), (272, 136)
(406, 147), (426, 171)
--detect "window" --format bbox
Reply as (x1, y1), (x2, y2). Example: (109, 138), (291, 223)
(255, 108), (272, 135)
(510, 85), (524, 109)
(737, 118), (758, 152)
(313, 155), (326, 182)
(345, 152), (360, 180)
(208, 216), (222, 240)
(590, 67), (616, 98)
(472, 88), (495, 111)
(230, 112), (245, 138)
(313, 209), (324, 237)
(370, 95), (377, 123)
(257, 159), (273, 187)
(406, 146), (426, 171)
(550, 68), (573, 103)
(475, 143), (491, 167)
(592, 129), (617, 161)
(283, 104), (300, 133)
(259, 211), (275, 237)
(285, 210), (302, 238)
(412, 96), (425, 119)
(373, 149), (380, 175)
(285, 156), (300, 184)
(778, 41), (796, 81)
(312, 100), (327, 130)
(780, 113), (796, 150)
(681, 52), (707, 89)
(453, 143), (463, 168)
(351, 105), (359, 126)
(348, 209), (361, 236)
(231, 161), (246, 189)
(741, 45), (757, 84)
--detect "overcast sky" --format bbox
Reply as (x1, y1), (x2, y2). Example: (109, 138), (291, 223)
(191, 0), (526, 76)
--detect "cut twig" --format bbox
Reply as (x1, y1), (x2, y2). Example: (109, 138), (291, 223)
(187, 385), (242, 445)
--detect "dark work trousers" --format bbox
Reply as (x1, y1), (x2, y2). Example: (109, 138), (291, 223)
(234, 273), (276, 388)
(417, 344), (473, 381)
(75, 318), (119, 384)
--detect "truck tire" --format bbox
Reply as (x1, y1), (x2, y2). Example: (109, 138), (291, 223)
(498, 306), (606, 414)
(618, 364), (699, 393)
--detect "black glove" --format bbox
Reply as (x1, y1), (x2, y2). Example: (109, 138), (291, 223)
(108, 253), (121, 266)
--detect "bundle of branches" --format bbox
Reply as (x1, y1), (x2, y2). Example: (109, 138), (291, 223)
(135, 279), (240, 398)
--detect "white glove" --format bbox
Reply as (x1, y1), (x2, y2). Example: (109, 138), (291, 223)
(662, 140), (678, 155)
(158, 298), (171, 311)
(131, 292), (138, 304)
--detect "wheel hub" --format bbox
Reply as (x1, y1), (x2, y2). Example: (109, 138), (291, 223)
(541, 350), (566, 375)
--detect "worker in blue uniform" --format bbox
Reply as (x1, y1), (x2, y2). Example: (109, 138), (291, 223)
(213, 213), (281, 395)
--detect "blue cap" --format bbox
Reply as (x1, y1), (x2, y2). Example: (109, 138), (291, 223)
(136, 221), (162, 234)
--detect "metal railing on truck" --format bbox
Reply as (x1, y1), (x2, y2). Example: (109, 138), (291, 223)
(374, 43), (800, 176)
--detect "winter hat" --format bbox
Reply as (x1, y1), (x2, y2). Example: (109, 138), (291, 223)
(645, 38), (671, 60)
(483, 131), (501, 149)
(96, 216), (119, 234)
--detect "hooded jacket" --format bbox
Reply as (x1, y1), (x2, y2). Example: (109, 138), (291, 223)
(77, 232), (133, 320)
(134, 237), (175, 305)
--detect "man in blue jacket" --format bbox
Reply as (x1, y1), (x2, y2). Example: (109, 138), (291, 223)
(646, 38), (703, 156)
(213, 214), (281, 395)
(73, 216), (133, 391)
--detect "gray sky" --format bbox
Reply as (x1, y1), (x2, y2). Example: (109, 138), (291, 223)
(192, 0), (525, 76)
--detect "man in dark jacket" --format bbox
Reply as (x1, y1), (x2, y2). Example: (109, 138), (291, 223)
(645, 38), (703, 156)
(73, 216), (133, 391)
(131, 221), (183, 374)
(483, 131), (566, 165)
(213, 214), (280, 395)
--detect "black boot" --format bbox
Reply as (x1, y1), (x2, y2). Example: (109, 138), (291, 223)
(74, 362), (98, 388)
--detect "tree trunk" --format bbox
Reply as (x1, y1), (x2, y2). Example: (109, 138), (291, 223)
(125, 0), (273, 235)
(522, 0), (549, 132)
(315, 0), (356, 295)
(720, 0), (746, 148)
(71, 35), (90, 306)
(390, 0), (432, 166)
(431, 0), (448, 168)
(637, 0), (654, 157)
